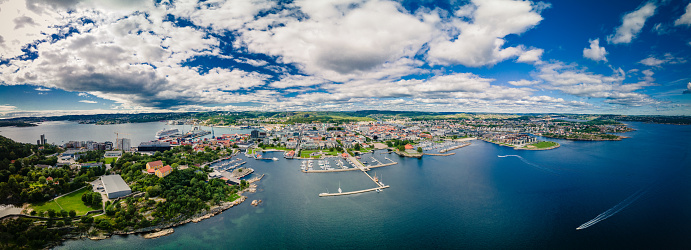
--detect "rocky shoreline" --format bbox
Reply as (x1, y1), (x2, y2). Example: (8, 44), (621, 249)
(65, 191), (252, 245)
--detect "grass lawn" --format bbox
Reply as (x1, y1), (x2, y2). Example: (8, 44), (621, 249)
(357, 148), (373, 153)
(104, 157), (117, 164)
(528, 141), (558, 149)
(228, 193), (241, 202)
(300, 150), (322, 158)
(31, 187), (100, 215)
(323, 150), (339, 156)
(262, 146), (290, 151)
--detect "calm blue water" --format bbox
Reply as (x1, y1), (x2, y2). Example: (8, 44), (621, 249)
(19, 122), (691, 248)
(0, 121), (254, 146)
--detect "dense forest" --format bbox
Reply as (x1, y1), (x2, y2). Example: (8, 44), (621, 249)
(0, 135), (101, 204)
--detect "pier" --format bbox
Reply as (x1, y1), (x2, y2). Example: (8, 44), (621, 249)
(319, 186), (390, 197)
(312, 155), (394, 197)
(439, 142), (470, 153)
(423, 152), (455, 156)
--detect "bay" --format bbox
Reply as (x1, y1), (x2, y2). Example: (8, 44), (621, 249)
(4, 122), (690, 248)
(0, 121), (254, 146)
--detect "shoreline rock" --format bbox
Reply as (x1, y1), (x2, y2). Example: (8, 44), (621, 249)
(143, 228), (174, 239)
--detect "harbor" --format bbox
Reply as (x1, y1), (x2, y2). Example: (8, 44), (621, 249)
(300, 151), (396, 197)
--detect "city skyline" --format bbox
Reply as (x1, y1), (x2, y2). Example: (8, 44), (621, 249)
(1, 0), (691, 118)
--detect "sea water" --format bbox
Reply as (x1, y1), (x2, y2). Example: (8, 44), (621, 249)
(4, 121), (685, 249)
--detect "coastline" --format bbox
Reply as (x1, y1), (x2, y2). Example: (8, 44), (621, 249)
(480, 139), (560, 151)
(514, 143), (561, 150)
(84, 195), (249, 242)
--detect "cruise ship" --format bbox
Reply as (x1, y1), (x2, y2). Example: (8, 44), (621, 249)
(155, 128), (181, 139)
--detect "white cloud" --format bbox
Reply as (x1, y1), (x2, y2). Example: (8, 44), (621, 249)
(516, 48), (544, 64)
(638, 53), (687, 66)
(34, 87), (51, 91)
(79, 100), (98, 104)
(78, 92), (88, 97)
(608, 2), (656, 44)
(238, 0), (435, 83)
(683, 82), (691, 94)
(0, 104), (18, 112)
(583, 38), (607, 62)
(639, 56), (665, 66)
(508, 79), (539, 86)
(536, 62), (656, 106)
(675, 3), (691, 26)
(427, 0), (545, 67)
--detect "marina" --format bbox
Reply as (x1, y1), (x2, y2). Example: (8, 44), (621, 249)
(307, 151), (397, 197)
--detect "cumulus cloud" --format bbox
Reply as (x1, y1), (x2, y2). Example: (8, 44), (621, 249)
(34, 87), (50, 91)
(508, 79), (539, 86)
(427, 0), (545, 67)
(79, 100), (97, 103)
(0, 0), (668, 114)
(537, 62), (656, 106)
(684, 82), (691, 94)
(639, 53), (687, 66)
(608, 2), (656, 44)
(13, 15), (38, 29)
(516, 48), (544, 64)
(583, 38), (607, 62)
(675, 3), (691, 26)
(239, 0), (434, 82)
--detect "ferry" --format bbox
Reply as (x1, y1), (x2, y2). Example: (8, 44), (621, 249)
(156, 128), (181, 139)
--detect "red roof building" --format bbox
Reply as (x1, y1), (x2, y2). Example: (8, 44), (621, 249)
(146, 160), (164, 171)
(404, 144), (414, 150)
(156, 165), (172, 178)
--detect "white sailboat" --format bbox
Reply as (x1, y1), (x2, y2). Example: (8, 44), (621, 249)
(338, 181), (342, 193)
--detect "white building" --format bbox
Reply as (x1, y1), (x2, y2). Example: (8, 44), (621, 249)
(116, 138), (131, 150)
(101, 175), (131, 199)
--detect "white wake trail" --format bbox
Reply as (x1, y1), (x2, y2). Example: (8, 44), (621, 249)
(497, 155), (557, 173)
(576, 188), (648, 230)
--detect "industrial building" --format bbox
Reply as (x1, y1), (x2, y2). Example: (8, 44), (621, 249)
(100, 175), (131, 199)
(137, 141), (172, 152)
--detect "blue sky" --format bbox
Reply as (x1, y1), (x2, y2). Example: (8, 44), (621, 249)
(0, 0), (690, 117)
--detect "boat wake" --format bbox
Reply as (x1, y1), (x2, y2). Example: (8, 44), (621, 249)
(576, 187), (648, 230)
(497, 155), (557, 174)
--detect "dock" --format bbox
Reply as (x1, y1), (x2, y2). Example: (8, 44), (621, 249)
(319, 186), (390, 197)
(309, 155), (395, 197)
(301, 159), (397, 173)
(438, 142), (470, 153)
(423, 152), (455, 156)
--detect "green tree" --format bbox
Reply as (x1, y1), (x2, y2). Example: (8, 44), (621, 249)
(417, 147), (423, 153)
(69, 210), (76, 217)
(81, 192), (92, 204)
(47, 209), (56, 218)
(91, 192), (102, 207)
